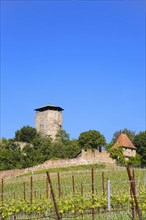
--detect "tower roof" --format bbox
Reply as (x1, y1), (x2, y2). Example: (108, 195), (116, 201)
(112, 133), (136, 150)
(34, 104), (64, 112)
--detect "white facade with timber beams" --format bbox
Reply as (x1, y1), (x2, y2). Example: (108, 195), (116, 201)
(34, 104), (64, 140)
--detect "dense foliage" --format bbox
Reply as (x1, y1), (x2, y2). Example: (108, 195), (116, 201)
(0, 126), (146, 170)
(0, 139), (22, 170)
(15, 126), (39, 143)
(111, 128), (136, 144)
(109, 147), (126, 166)
(106, 128), (136, 150)
(106, 128), (144, 167)
(133, 131), (146, 166)
(0, 127), (80, 170)
(78, 130), (106, 151)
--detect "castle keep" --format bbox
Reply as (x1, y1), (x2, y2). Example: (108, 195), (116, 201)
(34, 104), (64, 140)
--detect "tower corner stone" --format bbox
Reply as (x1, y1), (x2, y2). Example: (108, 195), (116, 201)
(34, 104), (64, 140)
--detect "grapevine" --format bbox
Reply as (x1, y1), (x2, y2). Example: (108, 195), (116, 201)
(0, 191), (146, 219)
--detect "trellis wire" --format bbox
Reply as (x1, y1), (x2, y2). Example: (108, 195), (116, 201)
(0, 167), (146, 220)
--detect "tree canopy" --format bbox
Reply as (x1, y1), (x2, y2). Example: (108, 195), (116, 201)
(0, 126), (81, 170)
(133, 131), (146, 166)
(15, 126), (39, 143)
(55, 129), (70, 143)
(109, 147), (126, 166)
(111, 128), (136, 144)
(0, 126), (145, 170)
(106, 128), (136, 150)
(0, 139), (22, 170)
(78, 130), (106, 151)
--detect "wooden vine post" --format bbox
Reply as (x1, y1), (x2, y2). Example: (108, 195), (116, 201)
(102, 172), (105, 195)
(127, 165), (142, 220)
(81, 182), (84, 219)
(23, 182), (26, 200)
(57, 172), (61, 198)
(1, 179), (4, 204)
(46, 171), (61, 220)
(91, 168), (95, 220)
(72, 175), (75, 195)
(0, 179), (4, 220)
(45, 177), (48, 199)
(30, 176), (33, 205)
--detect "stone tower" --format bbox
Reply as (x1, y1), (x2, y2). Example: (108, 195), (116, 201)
(34, 104), (64, 140)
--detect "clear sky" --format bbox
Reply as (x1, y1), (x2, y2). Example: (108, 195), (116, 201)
(1, 0), (145, 143)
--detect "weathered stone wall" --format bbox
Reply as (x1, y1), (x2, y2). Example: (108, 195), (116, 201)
(0, 169), (24, 179)
(35, 110), (62, 140)
(80, 149), (115, 163)
(0, 150), (115, 179)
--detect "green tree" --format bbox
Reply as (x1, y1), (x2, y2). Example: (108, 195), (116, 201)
(109, 147), (126, 166)
(106, 142), (113, 151)
(34, 136), (53, 163)
(21, 144), (35, 168)
(106, 128), (136, 151)
(128, 153), (141, 167)
(111, 128), (136, 144)
(0, 138), (8, 148)
(52, 129), (80, 159)
(78, 130), (106, 151)
(51, 137), (80, 159)
(21, 136), (53, 168)
(15, 126), (39, 143)
(51, 142), (67, 159)
(133, 131), (146, 166)
(0, 139), (22, 170)
(65, 139), (81, 158)
(55, 129), (70, 143)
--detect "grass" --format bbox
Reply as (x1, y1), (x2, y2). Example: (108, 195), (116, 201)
(5, 211), (136, 220)
(1, 167), (145, 212)
(18, 162), (107, 177)
(3, 165), (146, 199)
(1, 164), (146, 219)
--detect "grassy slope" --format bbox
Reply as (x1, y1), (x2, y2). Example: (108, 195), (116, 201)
(1, 164), (146, 220)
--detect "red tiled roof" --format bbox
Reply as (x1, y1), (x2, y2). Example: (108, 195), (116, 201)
(112, 133), (136, 150)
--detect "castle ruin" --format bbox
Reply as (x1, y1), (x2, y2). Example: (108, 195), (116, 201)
(34, 104), (64, 140)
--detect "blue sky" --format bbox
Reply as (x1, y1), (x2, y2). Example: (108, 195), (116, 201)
(1, 0), (145, 143)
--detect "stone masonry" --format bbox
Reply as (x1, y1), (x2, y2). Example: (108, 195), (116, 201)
(35, 104), (63, 140)
(0, 149), (115, 179)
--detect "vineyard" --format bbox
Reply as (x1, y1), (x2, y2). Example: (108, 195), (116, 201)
(0, 164), (146, 220)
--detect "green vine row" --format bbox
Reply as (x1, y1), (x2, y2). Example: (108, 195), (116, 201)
(0, 189), (146, 219)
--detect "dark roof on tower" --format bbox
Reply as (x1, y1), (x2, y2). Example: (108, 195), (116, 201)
(112, 133), (136, 150)
(34, 104), (64, 112)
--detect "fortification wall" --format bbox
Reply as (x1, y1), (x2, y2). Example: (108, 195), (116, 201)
(35, 110), (62, 140)
(80, 149), (115, 163)
(0, 149), (115, 179)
